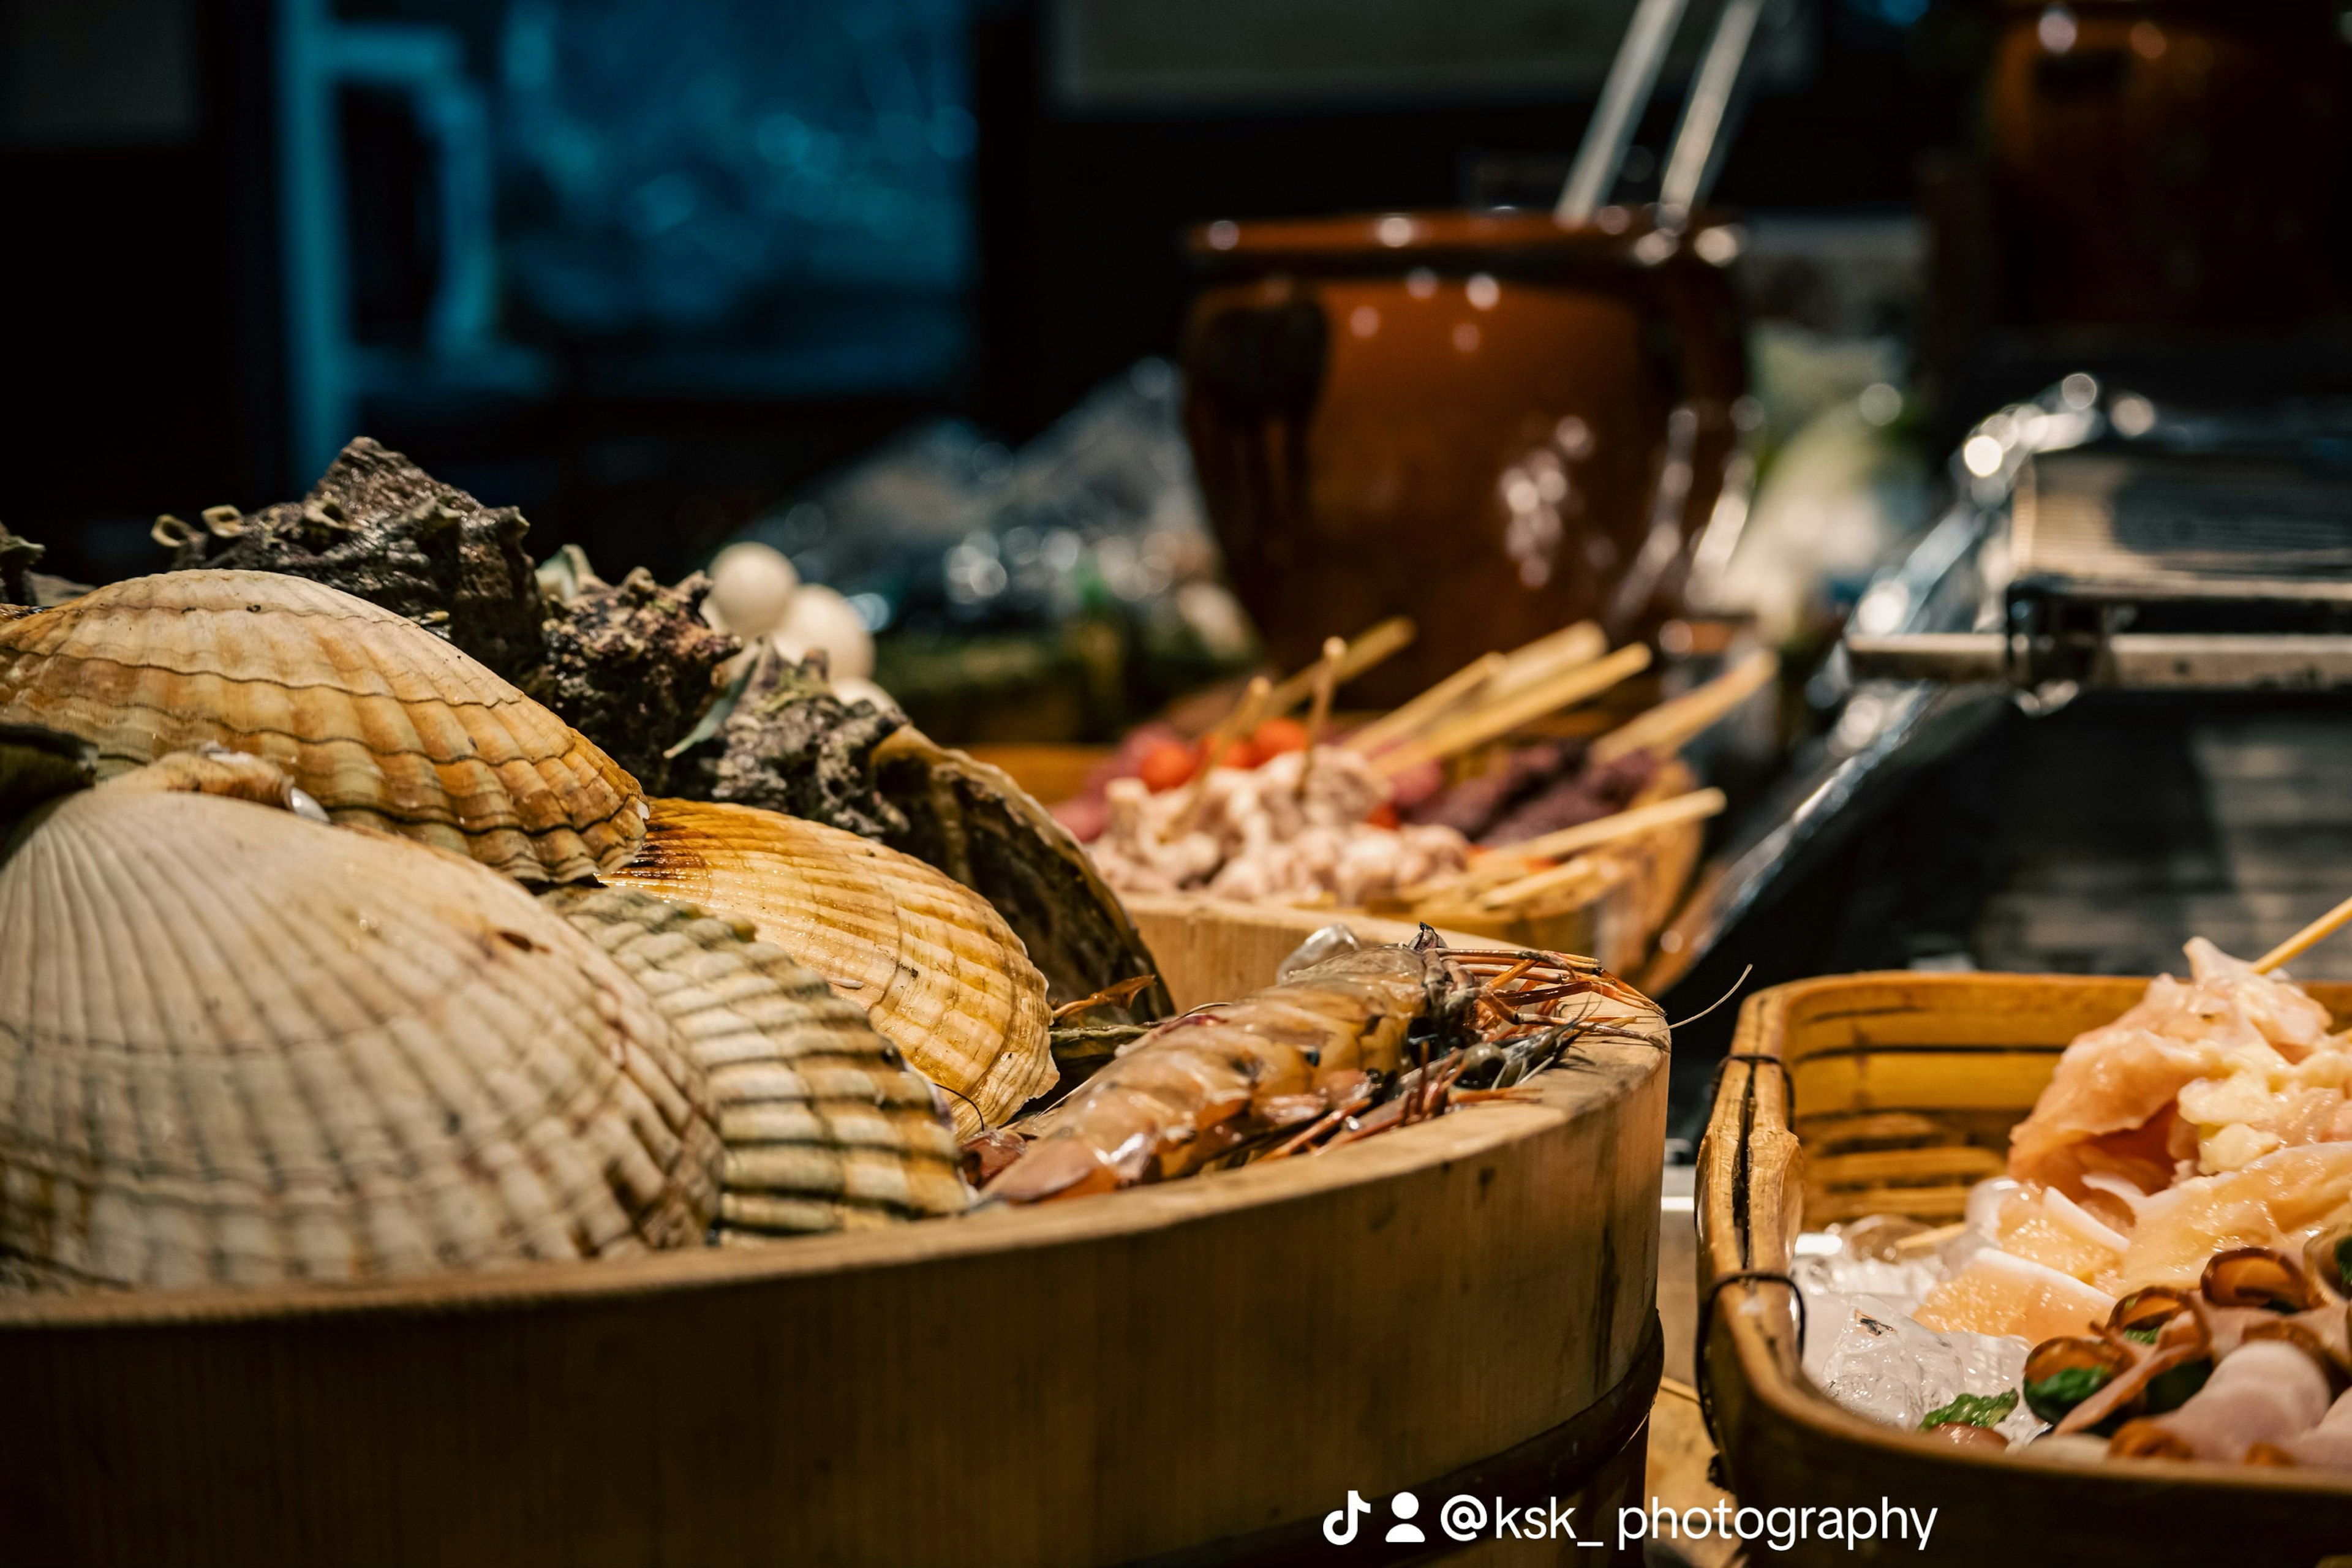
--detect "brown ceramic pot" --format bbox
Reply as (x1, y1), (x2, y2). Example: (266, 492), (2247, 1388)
(1182, 207), (1746, 703)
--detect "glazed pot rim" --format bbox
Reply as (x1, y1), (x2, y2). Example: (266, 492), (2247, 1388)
(1185, 204), (1739, 281)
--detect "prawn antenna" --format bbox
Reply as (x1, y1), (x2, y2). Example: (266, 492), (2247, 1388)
(1668, 964), (1753, 1031)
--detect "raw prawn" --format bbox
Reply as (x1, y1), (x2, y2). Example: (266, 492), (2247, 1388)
(984, 941), (1460, 1203)
(984, 938), (1665, 1205)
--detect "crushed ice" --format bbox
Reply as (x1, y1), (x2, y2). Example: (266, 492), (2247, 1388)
(1793, 1218), (2048, 1445)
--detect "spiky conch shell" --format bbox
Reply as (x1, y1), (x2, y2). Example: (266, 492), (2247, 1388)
(543, 884), (969, 1236)
(0, 570), (645, 883)
(608, 799), (1055, 1138)
(0, 752), (718, 1292)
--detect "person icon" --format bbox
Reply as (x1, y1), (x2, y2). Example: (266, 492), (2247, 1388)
(1384, 1491), (1426, 1544)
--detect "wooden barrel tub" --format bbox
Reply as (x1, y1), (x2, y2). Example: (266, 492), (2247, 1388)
(1, 902), (1667, 1567)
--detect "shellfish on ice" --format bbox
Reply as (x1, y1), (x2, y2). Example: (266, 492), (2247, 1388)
(609, 797), (1055, 1137)
(0, 570), (646, 881)
(0, 750), (719, 1292)
(544, 884), (969, 1236)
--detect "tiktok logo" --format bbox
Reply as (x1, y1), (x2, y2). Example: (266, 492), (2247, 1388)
(1322, 1491), (1370, 1544)
(1320, 1490), (1426, 1545)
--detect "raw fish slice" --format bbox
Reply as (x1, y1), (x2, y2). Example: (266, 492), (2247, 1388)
(1997, 1186), (2130, 1285)
(2121, 1142), (2352, 1290)
(1913, 1247), (2117, 1343)
(2008, 938), (2334, 1196)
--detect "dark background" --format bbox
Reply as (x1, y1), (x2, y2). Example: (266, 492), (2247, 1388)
(5, 0), (1967, 587)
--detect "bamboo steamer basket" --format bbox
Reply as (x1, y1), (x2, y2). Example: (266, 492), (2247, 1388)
(1696, 971), (2352, 1567)
(1, 901), (1666, 1568)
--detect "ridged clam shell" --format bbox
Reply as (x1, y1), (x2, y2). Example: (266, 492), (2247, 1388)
(545, 885), (968, 1237)
(0, 570), (645, 882)
(0, 762), (719, 1292)
(609, 799), (1055, 1137)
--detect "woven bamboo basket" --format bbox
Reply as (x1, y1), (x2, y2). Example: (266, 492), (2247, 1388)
(2, 902), (1667, 1568)
(1697, 971), (2352, 1567)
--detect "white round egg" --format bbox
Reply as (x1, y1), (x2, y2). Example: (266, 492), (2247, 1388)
(705, 541), (799, 638)
(771, 582), (875, 682)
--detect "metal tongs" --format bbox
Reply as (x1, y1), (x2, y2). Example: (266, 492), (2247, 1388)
(1558, 0), (1779, 227)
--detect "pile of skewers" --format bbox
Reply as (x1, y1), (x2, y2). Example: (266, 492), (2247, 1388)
(1074, 612), (1774, 959)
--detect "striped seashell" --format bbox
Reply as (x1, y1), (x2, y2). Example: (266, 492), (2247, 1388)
(0, 753), (719, 1292)
(544, 885), (968, 1237)
(873, 725), (1170, 1019)
(0, 570), (644, 883)
(609, 799), (1056, 1138)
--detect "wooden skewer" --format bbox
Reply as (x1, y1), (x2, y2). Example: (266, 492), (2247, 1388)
(1377, 643), (1652, 777)
(1488, 620), (1607, 699)
(1471, 855), (1616, 913)
(1405, 787), (1728, 904)
(1264, 616), (1415, 717)
(2253, 892), (2352, 974)
(1170, 675), (1271, 834)
(1300, 635), (1346, 796)
(1468, 785), (1731, 907)
(1303, 636), (1346, 747)
(1346, 652), (1507, 755)
(1589, 649), (1779, 766)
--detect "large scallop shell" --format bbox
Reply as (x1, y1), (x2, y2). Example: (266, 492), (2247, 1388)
(0, 755), (719, 1292)
(874, 725), (1170, 1020)
(544, 885), (968, 1237)
(0, 570), (644, 882)
(609, 799), (1055, 1137)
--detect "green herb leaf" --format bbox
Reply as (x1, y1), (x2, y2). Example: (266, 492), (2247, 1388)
(2022, 1365), (2111, 1423)
(2120, 1325), (2158, 1345)
(1920, 1389), (2019, 1431)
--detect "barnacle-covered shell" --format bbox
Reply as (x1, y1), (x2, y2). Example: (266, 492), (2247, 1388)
(544, 884), (968, 1236)
(0, 570), (644, 881)
(0, 756), (718, 1292)
(609, 798), (1055, 1136)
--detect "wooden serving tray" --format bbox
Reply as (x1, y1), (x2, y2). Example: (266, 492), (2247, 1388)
(1, 902), (1666, 1568)
(1697, 971), (2352, 1567)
